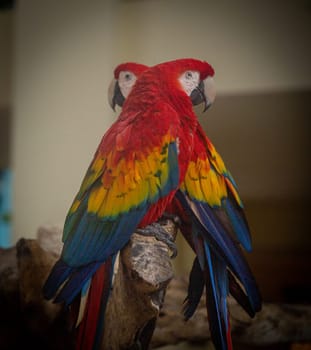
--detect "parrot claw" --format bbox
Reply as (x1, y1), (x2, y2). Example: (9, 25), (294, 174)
(161, 212), (182, 226)
(136, 222), (177, 258)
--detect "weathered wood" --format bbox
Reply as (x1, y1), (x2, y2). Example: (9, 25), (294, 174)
(0, 225), (311, 349)
(0, 246), (19, 303)
(0, 237), (73, 350)
(103, 219), (178, 349)
(16, 238), (61, 321)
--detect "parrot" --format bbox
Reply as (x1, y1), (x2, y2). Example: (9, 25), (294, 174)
(42, 58), (216, 350)
(109, 62), (261, 350)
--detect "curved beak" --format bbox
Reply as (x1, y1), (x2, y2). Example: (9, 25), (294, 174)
(190, 76), (216, 112)
(108, 78), (125, 111)
(203, 76), (216, 111)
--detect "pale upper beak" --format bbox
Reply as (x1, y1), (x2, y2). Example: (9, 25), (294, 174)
(108, 78), (125, 111)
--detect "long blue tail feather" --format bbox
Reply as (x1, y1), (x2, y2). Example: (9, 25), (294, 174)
(183, 257), (204, 320)
(228, 270), (257, 317)
(204, 242), (231, 350)
(183, 256), (259, 322)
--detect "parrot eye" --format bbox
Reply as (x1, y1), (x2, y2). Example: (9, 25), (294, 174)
(119, 71), (137, 85)
(185, 71), (193, 80)
(124, 73), (133, 81)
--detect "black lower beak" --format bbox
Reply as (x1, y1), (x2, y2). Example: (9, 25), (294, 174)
(190, 81), (210, 112)
(112, 82), (125, 110)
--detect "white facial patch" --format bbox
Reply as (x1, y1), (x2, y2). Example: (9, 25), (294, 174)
(118, 71), (137, 98)
(178, 70), (200, 96)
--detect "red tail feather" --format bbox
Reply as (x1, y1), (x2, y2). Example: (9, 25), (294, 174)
(226, 317), (233, 350)
(75, 260), (112, 350)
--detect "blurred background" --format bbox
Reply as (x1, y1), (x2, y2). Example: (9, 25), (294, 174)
(0, 0), (310, 340)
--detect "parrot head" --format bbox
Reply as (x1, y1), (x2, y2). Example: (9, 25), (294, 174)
(108, 62), (148, 110)
(156, 58), (216, 112)
(109, 59), (215, 112)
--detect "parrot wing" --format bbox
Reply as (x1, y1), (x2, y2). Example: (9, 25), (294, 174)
(178, 124), (261, 350)
(180, 123), (252, 250)
(43, 105), (180, 305)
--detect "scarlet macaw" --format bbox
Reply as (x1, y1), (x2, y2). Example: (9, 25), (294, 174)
(43, 58), (215, 350)
(110, 62), (261, 350)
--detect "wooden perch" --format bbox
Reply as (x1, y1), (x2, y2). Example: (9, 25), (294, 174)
(103, 219), (178, 349)
(0, 225), (311, 349)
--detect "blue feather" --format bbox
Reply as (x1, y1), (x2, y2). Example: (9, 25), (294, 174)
(167, 141), (180, 189)
(81, 278), (91, 297)
(54, 262), (101, 305)
(62, 207), (146, 266)
(222, 196), (252, 252)
(43, 260), (73, 300)
(183, 257), (205, 320)
(204, 242), (230, 350)
(197, 202), (260, 312)
(228, 270), (256, 317)
(176, 190), (261, 313)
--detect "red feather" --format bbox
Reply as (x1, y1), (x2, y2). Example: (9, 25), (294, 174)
(75, 259), (112, 350)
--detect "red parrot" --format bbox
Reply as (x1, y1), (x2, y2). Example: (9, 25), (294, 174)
(110, 62), (261, 350)
(43, 58), (215, 350)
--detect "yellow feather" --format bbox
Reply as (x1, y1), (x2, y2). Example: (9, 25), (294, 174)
(209, 145), (226, 174)
(69, 199), (81, 214)
(92, 155), (105, 173)
(198, 157), (210, 178)
(188, 162), (199, 180)
(85, 134), (176, 217)
(182, 159), (228, 207)
(88, 186), (108, 213)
